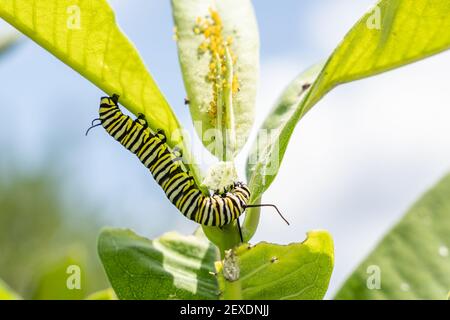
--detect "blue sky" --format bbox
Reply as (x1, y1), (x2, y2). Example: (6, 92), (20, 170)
(1, 0), (450, 297)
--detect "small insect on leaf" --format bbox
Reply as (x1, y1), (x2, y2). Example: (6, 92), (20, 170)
(223, 249), (239, 282)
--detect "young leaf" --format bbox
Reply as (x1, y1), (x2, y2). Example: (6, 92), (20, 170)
(246, 0), (450, 201)
(0, 279), (21, 300)
(0, 0), (204, 188)
(172, 0), (259, 159)
(216, 230), (334, 300)
(335, 173), (450, 300)
(98, 228), (220, 300)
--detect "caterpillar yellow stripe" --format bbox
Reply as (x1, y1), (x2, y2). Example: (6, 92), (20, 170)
(96, 94), (251, 227)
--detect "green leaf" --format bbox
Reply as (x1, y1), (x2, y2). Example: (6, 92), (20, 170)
(98, 228), (220, 300)
(246, 0), (450, 201)
(217, 230), (334, 300)
(32, 246), (90, 300)
(172, 0), (259, 159)
(85, 288), (117, 300)
(335, 172), (450, 300)
(0, 173), (108, 299)
(0, 0), (205, 190)
(0, 279), (21, 300)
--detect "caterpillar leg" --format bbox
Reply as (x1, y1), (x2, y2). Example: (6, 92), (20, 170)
(131, 113), (148, 132)
(171, 146), (184, 164)
(136, 113), (148, 128)
(156, 128), (167, 143)
(110, 93), (120, 104)
(172, 146), (183, 157)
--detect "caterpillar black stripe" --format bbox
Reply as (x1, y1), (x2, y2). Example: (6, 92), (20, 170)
(86, 94), (289, 229)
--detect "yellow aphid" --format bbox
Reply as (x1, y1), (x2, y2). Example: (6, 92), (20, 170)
(232, 54), (237, 64)
(232, 75), (240, 94)
(194, 8), (240, 122)
(208, 103), (217, 117)
(211, 10), (221, 24)
(213, 26), (221, 36)
(199, 42), (208, 52)
(172, 26), (178, 41)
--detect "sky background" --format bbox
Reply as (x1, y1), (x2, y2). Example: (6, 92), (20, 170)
(1, 0), (449, 298)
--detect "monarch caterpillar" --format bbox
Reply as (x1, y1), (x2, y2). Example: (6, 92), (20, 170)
(86, 95), (288, 236)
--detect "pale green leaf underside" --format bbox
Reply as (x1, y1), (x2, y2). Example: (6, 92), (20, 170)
(172, 0), (259, 158)
(0, 278), (21, 300)
(218, 230), (334, 300)
(246, 0), (450, 201)
(0, 0), (205, 189)
(335, 172), (450, 300)
(98, 228), (219, 300)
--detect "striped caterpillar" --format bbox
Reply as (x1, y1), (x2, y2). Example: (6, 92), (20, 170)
(86, 95), (288, 238)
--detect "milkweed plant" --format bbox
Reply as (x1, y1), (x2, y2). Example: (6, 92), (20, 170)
(0, 0), (449, 300)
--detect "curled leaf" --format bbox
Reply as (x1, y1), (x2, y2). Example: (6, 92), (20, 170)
(172, 0), (259, 159)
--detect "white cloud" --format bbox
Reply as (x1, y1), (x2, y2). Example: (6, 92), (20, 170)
(302, 0), (376, 54)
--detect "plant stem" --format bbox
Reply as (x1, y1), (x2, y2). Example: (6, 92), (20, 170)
(222, 279), (242, 300)
(223, 47), (236, 159)
(202, 222), (241, 257)
(214, 52), (226, 161)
